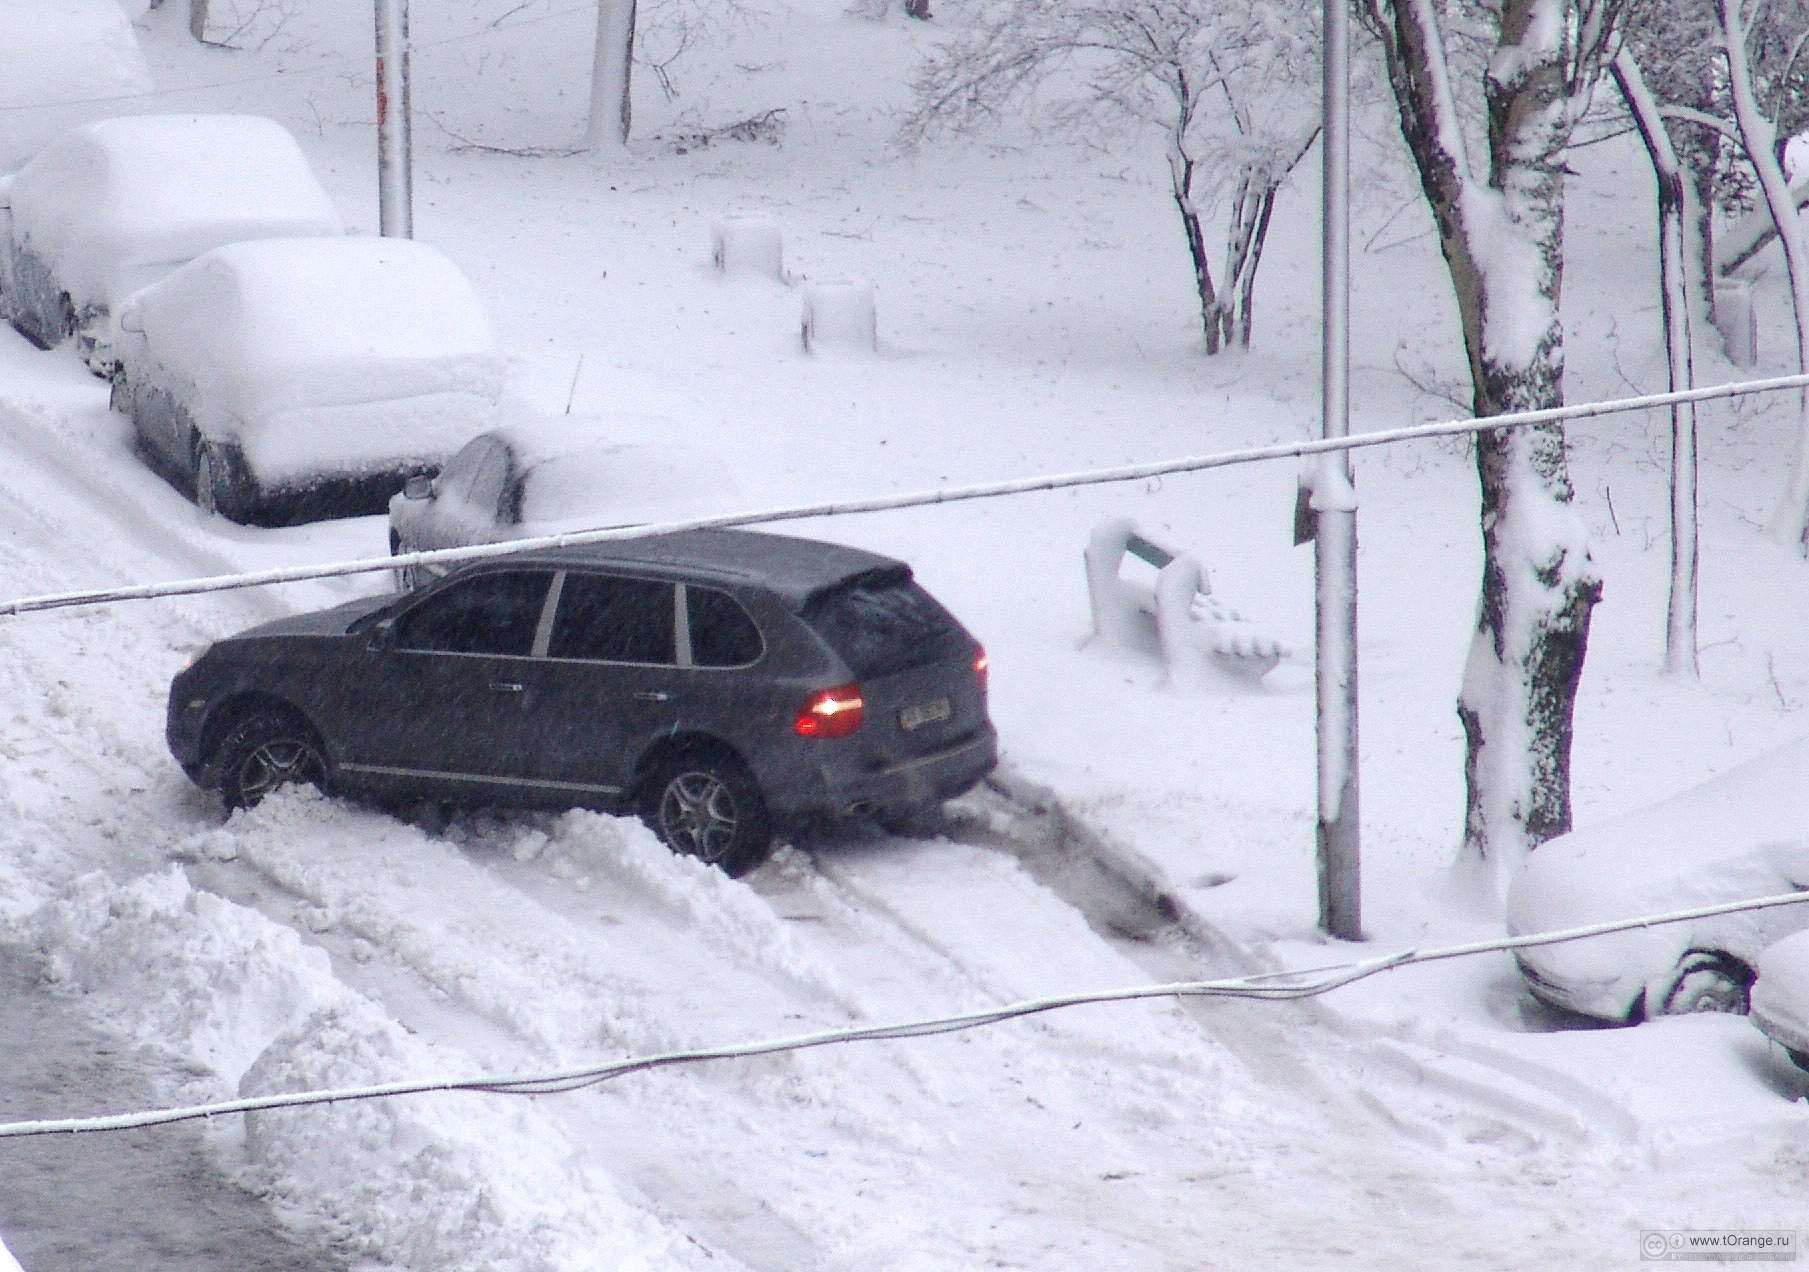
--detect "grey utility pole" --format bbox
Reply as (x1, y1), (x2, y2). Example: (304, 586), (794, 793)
(375, 0), (414, 238)
(1316, 0), (1360, 939)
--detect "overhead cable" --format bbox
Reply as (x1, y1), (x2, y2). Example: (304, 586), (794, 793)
(9, 371), (1809, 619)
(4, 887), (1804, 1139)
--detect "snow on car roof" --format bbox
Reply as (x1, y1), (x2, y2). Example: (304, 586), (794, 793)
(130, 236), (502, 419)
(1507, 737), (1809, 934)
(0, 1), (153, 172)
(6, 114), (342, 305)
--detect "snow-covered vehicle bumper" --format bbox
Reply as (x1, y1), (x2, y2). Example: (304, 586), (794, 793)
(1751, 931), (1809, 1068)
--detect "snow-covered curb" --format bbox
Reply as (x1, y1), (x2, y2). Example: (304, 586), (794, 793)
(984, 763), (1264, 975)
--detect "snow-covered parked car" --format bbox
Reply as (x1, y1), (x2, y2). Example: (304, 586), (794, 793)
(1, 114), (343, 372)
(0, 0), (152, 174)
(1505, 739), (1809, 1022)
(113, 236), (504, 526)
(1750, 930), (1809, 1071)
(390, 416), (741, 587)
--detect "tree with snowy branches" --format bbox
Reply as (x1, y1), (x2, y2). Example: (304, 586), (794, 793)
(902, 0), (1325, 354)
(1356, 0), (1634, 890)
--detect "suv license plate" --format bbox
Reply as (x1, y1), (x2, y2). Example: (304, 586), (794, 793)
(899, 697), (951, 732)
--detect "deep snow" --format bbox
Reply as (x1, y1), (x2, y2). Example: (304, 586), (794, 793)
(3, 1), (1809, 1269)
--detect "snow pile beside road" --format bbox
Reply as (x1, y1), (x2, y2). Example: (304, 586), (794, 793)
(239, 1002), (709, 1272)
(27, 859), (708, 1272)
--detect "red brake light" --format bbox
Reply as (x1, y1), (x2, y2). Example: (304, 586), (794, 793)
(795, 684), (865, 738)
(974, 645), (989, 692)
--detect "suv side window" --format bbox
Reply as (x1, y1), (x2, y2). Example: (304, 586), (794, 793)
(686, 586), (762, 667)
(392, 570), (552, 656)
(548, 572), (676, 664)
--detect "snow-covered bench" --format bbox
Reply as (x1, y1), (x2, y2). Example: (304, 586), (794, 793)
(1084, 518), (1287, 684)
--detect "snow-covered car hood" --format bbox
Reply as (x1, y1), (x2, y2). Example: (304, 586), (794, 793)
(1506, 738), (1809, 1020)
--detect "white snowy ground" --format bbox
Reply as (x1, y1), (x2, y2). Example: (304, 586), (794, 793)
(3, 2), (1809, 1269)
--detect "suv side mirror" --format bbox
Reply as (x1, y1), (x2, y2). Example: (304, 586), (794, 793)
(366, 616), (398, 650)
(402, 473), (434, 501)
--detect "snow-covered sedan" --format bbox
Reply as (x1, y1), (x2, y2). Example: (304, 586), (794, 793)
(389, 416), (741, 588)
(1750, 931), (1809, 1071)
(113, 235), (503, 525)
(168, 530), (997, 875)
(1506, 739), (1809, 1022)
(0, 113), (343, 372)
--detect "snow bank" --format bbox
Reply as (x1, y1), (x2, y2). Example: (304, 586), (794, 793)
(0, 2), (153, 172)
(6, 115), (342, 313)
(28, 858), (706, 1272)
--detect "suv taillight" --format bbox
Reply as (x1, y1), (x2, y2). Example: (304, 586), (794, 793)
(974, 645), (988, 693)
(795, 684), (865, 737)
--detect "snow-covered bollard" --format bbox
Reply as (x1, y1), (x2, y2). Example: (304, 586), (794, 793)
(1715, 278), (1757, 367)
(801, 278), (876, 354)
(711, 214), (784, 281)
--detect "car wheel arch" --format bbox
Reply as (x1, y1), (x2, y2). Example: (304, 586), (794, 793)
(1648, 949), (1757, 1018)
(632, 732), (750, 806)
(202, 693), (327, 770)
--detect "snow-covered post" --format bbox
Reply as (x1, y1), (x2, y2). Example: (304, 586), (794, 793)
(1714, 279), (1757, 366)
(801, 280), (876, 354)
(1316, 0), (1359, 939)
(374, 0), (413, 238)
(712, 216), (784, 281)
(586, 0), (637, 152)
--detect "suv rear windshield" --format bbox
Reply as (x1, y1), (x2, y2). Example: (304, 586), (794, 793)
(801, 568), (961, 679)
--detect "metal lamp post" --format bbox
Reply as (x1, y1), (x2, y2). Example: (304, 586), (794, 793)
(375, 0), (414, 238)
(1316, 0), (1360, 940)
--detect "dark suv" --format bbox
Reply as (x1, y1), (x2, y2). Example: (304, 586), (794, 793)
(167, 529), (997, 874)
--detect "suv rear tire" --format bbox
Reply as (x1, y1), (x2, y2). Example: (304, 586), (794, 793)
(645, 753), (772, 876)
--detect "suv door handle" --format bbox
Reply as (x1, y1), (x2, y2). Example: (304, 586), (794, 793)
(489, 681), (526, 693)
(634, 690), (670, 702)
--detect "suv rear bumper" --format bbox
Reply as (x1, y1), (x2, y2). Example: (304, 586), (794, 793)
(789, 726), (998, 820)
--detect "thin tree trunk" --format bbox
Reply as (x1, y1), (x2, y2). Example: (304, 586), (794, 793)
(586, 0), (637, 151)
(1612, 49), (1699, 677)
(1169, 146), (1225, 354)
(1720, 0), (1809, 547)
(1229, 186), (1276, 347)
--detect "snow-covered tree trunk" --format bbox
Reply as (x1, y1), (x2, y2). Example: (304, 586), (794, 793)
(586, 0), (637, 152)
(1364, 0), (1607, 887)
(1719, 0), (1809, 547)
(1613, 48), (1700, 677)
(1167, 142), (1228, 354)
